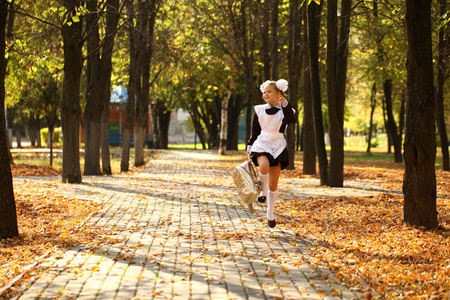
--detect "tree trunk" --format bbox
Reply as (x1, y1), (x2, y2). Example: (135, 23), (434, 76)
(29, 116), (36, 146)
(6, 107), (12, 149)
(327, 0), (351, 187)
(84, 0), (120, 175)
(381, 97), (392, 153)
(399, 90), (406, 137)
(271, 0), (279, 79)
(227, 94), (244, 151)
(121, 0), (138, 172)
(366, 83), (377, 153)
(302, 3), (316, 175)
(219, 79), (234, 155)
(135, 0), (158, 167)
(307, 1), (329, 185)
(35, 114), (41, 147)
(14, 126), (21, 148)
(436, 0), (449, 171)
(101, 77), (112, 175)
(134, 85), (149, 166)
(157, 103), (171, 149)
(190, 109), (207, 149)
(384, 79), (403, 162)
(0, 0), (18, 239)
(150, 102), (160, 148)
(48, 124), (54, 166)
(403, 0), (437, 229)
(286, 0), (302, 170)
(261, 0), (271, 80)
(61, 0), (83, 184)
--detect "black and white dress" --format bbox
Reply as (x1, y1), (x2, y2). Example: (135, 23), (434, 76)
(247, 102), (296, 170)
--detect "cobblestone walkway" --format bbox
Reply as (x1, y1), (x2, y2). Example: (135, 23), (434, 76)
(14, 150), (365, 300)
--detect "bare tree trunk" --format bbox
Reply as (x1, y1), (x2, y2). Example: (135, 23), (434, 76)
(436, 0), (449, 171)
(271, 0), (279, 79)
(190, 109), (207, 149)
(327, 0), (352, 187)
(261, 0), (271, 80)
(29, 116), (36, 146)
(219, 79), (234, 155)
(307, 0), (329, 185)
(157, 103), (171, 149)
(121, 0), (137, 172)
(61, 0), (83, 183)
(48, 124), (54, 166)
(84, 0), (120, 175)
(286, 0), (302, 170)
(150, 101), (160, 148)
(135, 0), (159, 167)
(384, 79), (403, 163)
(366, 83), (376, 153)
(14, 126), (21, 148)
(0, 0), (18, 239)
(403, 0), (437, 229)
(101, 78), (112, 175)
(302, 3), (316, 175)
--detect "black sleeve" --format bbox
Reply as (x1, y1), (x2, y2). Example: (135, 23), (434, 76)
(247, 113), (261, 146)
(282, 102), (296, 125)
(278, 103), (296, 133)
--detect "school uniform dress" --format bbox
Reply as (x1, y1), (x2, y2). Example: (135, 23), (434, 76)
(247, 101), (296, 170)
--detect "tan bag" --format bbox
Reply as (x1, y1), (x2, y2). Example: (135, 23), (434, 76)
(231, 156), (262, 214)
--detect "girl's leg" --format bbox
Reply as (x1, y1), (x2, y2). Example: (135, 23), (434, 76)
(257, 156), (270, 201)
(267, 163), (281, 228)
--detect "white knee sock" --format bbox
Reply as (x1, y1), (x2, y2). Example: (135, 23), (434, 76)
(259, 172), (269, 196)
(267, 190), (278, 220)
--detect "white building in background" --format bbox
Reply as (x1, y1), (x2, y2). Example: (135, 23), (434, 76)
(168, 109), (196, 144)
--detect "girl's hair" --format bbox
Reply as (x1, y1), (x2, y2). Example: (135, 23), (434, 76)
(260, 79), (288, 94)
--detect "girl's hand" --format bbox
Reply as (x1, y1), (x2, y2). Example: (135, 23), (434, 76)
(279, 96), (286, 105)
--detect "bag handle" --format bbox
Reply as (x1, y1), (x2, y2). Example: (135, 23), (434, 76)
(247, 154), (258, 181)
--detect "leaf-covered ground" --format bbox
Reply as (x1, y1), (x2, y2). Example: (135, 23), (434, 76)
(280, 161), (450, 299)
(1, 164), (104, 298)
(2, 153), (450, 300)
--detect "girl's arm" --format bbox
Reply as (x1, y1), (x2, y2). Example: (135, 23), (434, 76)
(281, 101), (296, 125)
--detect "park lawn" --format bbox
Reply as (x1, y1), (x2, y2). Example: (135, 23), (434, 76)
(2, 149), (450, 299)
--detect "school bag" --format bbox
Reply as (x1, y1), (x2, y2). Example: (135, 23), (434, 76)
(231, 156), (262, 214)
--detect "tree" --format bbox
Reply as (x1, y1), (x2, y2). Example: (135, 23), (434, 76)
(0, 0), (19, 239)
(403, 0), (437, 229)
(370, 0), (404, 162)
(84, 0), (121, 175)
(326, 0), (352, 187)
(218, 78), (234, 155)
(366, 83), (377, 153)
(307, 0), (329, 185)
(286, 0), (303, 170)
(302, 3), (316, 175)
(134, 0), (161, 167)
(61, 0), (84, 183)
(435, 0), (449, 171)
(121, 0), (138, 172)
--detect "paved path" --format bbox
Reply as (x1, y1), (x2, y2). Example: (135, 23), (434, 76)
(12, 150), (368, 300)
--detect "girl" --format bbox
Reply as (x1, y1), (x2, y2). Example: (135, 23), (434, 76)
(247, 79), (295, 228)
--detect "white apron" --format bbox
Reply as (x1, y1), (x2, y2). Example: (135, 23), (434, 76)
(251, 103), (287, 159)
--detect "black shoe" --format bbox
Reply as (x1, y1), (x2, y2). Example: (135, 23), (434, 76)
(258, 196), (267, 203)
(268, 219), (276, 228)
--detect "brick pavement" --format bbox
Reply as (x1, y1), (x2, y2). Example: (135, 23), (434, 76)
(12, 150), (366, 300)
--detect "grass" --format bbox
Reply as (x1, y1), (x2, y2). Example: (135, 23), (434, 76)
(10, 147), (152, 175)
